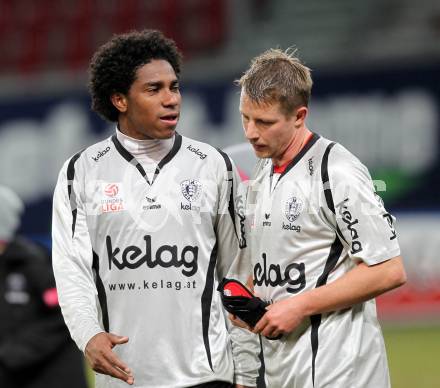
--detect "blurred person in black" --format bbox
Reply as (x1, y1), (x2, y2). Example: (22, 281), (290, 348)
(0, 185), (88, 388)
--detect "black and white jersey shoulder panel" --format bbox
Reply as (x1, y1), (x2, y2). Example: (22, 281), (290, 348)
(325, 142), (401, 265)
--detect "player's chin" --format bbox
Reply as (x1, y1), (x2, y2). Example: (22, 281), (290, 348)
(156, 126), (176, 139)
(253, 148), (270, 159)
(251, 144), (270, 158)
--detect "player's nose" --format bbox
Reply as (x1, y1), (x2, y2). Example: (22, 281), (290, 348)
(244, 121), (259, 141)
(162, 89), (180, 107)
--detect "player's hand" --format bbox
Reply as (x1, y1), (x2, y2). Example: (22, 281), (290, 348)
(228, 313), (252, 330)
(252, 297), (306, 338)
(85, 332), (134, 385)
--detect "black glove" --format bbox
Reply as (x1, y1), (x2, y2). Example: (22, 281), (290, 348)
(217, 278), (269, 328)
(218, 278), (281, 340)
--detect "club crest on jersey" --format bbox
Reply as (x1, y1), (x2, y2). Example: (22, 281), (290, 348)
(181, 179), (202, 202)
(285, 197), (303, 222)
(101, 183), (124, 213)
(282, 197), (302, 232)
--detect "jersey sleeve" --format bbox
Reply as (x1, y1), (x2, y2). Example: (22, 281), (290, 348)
(326, 144), (401, 265)
(52, 158), (104, 351)
(215, 153), (248, 280)
(215, 152), (260, 387)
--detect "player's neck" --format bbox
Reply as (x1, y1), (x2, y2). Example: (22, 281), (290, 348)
(115, 127), (174, 162)
(273, 127), (312, 167)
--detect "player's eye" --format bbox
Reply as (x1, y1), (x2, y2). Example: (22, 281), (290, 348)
(257, 119), (272, 126)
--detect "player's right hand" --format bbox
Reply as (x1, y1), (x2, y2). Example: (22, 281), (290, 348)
(85, 332), (134, 385)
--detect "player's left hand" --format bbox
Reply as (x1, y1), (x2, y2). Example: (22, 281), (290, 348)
(252, 297), (306, 338)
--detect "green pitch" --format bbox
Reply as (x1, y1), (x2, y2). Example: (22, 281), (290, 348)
(384, 325), (440, 388)
(85, 325), (440, 387)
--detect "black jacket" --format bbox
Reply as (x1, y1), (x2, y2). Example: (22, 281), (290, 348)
(0, 237), (88, 388)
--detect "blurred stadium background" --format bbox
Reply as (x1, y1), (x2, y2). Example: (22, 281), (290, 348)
(0, 0), (439, 387)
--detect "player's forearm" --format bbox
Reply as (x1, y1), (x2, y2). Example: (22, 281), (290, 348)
(296, 256), (406, 317)
(53, 240), (103, 351)
(54, 261), (104, 350)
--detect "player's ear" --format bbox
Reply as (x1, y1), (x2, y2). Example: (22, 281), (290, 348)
(294, 106), (308, 125)
(110, 93), (128, 113)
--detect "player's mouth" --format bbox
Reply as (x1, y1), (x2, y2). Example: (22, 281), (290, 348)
(252, 144), (266, 152)
(159, 113), (179, 126)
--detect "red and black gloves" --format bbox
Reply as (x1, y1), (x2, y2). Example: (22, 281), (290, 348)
(217, 278), (268, 328)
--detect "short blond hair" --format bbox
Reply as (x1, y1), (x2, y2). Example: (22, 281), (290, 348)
(237, 48), (313, 116)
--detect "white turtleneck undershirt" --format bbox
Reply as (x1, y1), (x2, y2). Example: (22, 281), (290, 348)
(116, 128), (175, 182)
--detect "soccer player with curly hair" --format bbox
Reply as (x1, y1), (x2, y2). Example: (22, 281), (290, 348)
(52, 30), (259, 388)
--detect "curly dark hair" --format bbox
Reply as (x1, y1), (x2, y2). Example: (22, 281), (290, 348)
(88, 29), (183, 122)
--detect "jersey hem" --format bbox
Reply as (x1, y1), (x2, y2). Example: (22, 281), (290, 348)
(358, 247), (401, 266)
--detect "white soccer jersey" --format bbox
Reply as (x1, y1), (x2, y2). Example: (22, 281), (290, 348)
(52, 132), (259, 388)
(245, 133), (400, 388)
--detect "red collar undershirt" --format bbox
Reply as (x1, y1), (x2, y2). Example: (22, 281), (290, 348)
(273, 132), (314, 174)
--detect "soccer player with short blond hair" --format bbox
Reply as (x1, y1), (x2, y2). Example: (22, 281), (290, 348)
(231, 48), (406, 388)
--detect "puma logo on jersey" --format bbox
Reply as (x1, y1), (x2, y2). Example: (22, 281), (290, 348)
(106, 235), (198, 277)
(186, 145), (207, 160)
(335, 198), (363, 254)
(253, 253), (306, 294)
(92, 146), (110, 162)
